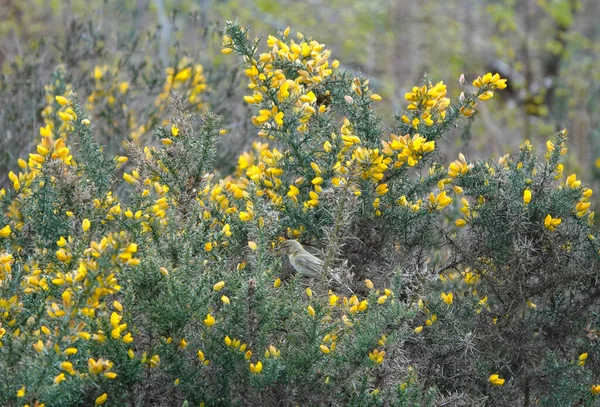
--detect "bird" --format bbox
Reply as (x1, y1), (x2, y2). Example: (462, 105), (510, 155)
(279, 240), (324, 278)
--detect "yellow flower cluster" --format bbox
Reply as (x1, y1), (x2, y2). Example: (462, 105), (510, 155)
(225, 27), (338, 137)
(87, 65), (130, 111)
(565, 173), (594, 220)
(85, 59), (207, 144)
(413, 298), (439, 335)
(160, 60), (207, 109)
(473, 72), (508, 101)
(402, 81), (450, 129)
(382, 133), (436, 168)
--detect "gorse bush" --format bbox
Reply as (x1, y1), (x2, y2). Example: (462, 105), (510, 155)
(0, 21), (599, 407)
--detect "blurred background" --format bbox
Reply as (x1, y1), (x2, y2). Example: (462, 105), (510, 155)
(1, 0), (599, 189)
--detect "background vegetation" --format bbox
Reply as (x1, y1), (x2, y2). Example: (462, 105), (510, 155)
(1, 1), (600, 406)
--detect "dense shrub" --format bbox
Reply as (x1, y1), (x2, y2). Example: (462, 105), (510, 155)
(0, 21), (599, 406)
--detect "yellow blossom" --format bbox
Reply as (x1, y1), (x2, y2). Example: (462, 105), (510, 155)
(544, 214), (562, 231)
(579, 352), (588, 366)
(368, 349), (385, 365)
(95, 393), (108, 405)
(489, 374), (505, 386)
(54, 373), (66, 384)
(249, 361), (263, 374)
(523, 189), (531, 204)
(203, 314), (216, 327)
(0, 225), (11, 238)
(441, 292), (453, 305)
(55, 95), (69, 106)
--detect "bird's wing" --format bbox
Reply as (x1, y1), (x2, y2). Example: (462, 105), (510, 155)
(292, 253), (323, 276)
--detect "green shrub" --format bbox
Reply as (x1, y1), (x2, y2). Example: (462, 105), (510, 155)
(0, 21), (599, 407)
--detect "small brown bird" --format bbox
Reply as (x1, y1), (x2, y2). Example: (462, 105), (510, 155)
(279, 240), (323, 278)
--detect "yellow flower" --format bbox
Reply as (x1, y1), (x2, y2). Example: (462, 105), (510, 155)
(473, 72), (508, 90)
(320, 344), (331, 354)
(205, 242), (213, 252)
(523, 189), (531, 204)
(203, 314), (216, 327)
(305, 287), (313, 297)
(148, 355), (160, 368)
(526, 300), (536, 310)
(287, 185), (299, 198)
(368, 349), (385, 364)
(273, 278), (282, 288)
(123, 173), (136, 184)
(17, 386), (25, 397)
(375, 183), (388, 196)
(0, 225), (11, 238)
(54, 373), (66, 384)
(441, 292), (453, 305)
(221, 295), (230, 304)
(60, 361), (75, 374)
(82, 219), (91, 232)
(248, 241), (258, 250)
(249, 361), (263, 374)
(213, 281), (225, 291)
(455, 219), (467, 227)
(592, 384), (600, 395)
(544, 214), (562, 231)
(489, 374), (505, 386)
(370, 94), (382, 101)
(55, 95), (69, 106)
(95, 393), (108, 405)
(566, 174), (581, 189)
(364, 279), (374, 289)
(307, 305), (316, 317)
(239, 211), (253, 222)
(414, 326), (423, 334)
(579, 352), (588, 366)
(171, 125), (179, 136)
(33, 340), (44, 353)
